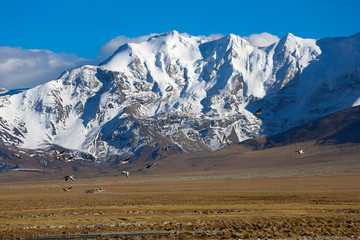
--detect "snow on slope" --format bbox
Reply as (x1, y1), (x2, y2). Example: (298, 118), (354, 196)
(0, 31), (359, 161)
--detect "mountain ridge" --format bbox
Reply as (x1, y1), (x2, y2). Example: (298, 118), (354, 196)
(0, 31), (359, 163)
(242, 105), (360, 150)
(0, 104), (358, 181)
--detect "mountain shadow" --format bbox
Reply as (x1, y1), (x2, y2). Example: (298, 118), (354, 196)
(241, 105), (360, 150)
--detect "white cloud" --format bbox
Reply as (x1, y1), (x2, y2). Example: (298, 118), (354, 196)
(244, 32), (280, 47)
(0, 47), (94, 90)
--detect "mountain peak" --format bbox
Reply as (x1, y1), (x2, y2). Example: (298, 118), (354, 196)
(0, 32), (358, 162)
(147, 30), (181, 43)
(225, 33), (247, 43)
(285, 32), (295, 38)
(205, 33), (251, 51)
(99, 43), (132, 67)
(275, 32), (320, 58)
(278, 33), (297, 46)
(164, 30), (180, 37)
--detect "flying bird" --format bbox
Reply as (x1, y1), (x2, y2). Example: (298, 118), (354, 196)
(253, 108), (262, 116)
(12, 153), (20, 158)
(122, 171), (129, 178)
(146, 163), (159, 169)
(54, 149), (65, 160)
(297, 149), (304, 154)
(63, 187), (72, 192)
(120, 157), (130, 164)
(65, 156), (74, 162)
(55, 150), (65, 156)
(65, 175), (75, 181)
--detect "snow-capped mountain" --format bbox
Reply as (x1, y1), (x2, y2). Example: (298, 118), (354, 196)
(0, 31), (359, 162)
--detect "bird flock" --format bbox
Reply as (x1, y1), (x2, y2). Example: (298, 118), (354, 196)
(57, 146), (164, 193)
(8, 107), (306, 193)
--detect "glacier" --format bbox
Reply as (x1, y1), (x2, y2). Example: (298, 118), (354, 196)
(0, 30), (359, 163)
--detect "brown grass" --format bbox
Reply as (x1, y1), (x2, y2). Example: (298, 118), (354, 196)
(0, 175), (359, 239)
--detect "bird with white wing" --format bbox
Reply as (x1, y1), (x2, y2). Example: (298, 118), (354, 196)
(122, 171), (129, 178)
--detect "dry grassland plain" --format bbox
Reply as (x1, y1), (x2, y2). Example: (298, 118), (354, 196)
(0, 174), (359, 239)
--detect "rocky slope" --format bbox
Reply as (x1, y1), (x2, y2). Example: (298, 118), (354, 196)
(0, 31), (359, 164)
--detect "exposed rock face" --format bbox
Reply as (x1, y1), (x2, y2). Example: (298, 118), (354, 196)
(0, 31), (359, 163)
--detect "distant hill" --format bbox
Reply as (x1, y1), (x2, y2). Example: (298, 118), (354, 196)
(241, 105), (360, 150)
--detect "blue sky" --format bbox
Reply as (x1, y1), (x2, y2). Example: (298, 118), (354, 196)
(0, 0), (359, 89)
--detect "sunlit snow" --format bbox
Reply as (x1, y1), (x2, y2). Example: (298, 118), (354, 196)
(0, 31), (359, 159)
